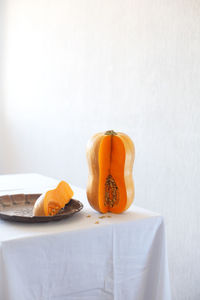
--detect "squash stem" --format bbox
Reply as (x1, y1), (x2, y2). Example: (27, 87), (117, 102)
(105, 130), (117, 136)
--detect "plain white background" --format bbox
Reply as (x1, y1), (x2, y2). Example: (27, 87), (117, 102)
(1, 1), (200, 299)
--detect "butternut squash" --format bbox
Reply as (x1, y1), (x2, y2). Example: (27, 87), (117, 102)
(86, 130), (135, 213)
(33, 181), (74, 216)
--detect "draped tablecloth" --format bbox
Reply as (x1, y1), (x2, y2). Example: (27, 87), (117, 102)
(0, 174), (171, 300)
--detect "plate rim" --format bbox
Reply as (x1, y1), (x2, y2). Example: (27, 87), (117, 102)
(0, 194), (83, 223)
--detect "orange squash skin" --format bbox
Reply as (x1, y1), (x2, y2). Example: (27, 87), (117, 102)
(86, 131), (135, 213)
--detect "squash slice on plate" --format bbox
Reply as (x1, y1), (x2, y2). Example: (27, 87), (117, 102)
(33, 181), (74, 216)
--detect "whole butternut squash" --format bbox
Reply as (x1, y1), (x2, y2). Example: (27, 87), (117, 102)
(86, 130), (135, 213)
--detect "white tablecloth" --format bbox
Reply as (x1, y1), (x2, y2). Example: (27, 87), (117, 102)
(0, 174), (171, 300)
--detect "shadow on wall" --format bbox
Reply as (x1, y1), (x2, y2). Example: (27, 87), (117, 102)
(0, 104), (18, 174)
(0, 0), (17, 174)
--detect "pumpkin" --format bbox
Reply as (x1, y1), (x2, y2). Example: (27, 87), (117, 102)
(33, 181), (74, 216)
(86, 130), (135, 213)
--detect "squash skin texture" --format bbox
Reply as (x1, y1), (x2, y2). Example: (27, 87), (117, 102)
(33, 193), (46, 216)
(118, 133), (135, 211)
(86, 131), (135, 213)
(86, 133), (104, 212)
(33, 181), (74, 216)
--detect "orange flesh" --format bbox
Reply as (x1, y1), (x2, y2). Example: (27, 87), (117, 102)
(98, 135), (126, 213)
(44, 181), (74, 216)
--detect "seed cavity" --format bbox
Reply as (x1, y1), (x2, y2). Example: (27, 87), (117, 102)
(105, 174), (119, 208)
(48, 203), (61, 216)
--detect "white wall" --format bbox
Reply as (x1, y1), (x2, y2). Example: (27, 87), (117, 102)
(0, 0), (7, 172)
(2, 1), (200, 299)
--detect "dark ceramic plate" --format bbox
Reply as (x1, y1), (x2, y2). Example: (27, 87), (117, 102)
(0, 194), (83, 223)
